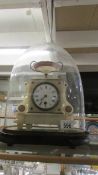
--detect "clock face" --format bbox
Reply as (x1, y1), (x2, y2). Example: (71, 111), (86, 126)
(32, 82), (59, 110)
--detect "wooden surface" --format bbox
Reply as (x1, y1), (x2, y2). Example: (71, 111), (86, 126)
(0, 153), (97, 165)
(0, 116), (98, 120)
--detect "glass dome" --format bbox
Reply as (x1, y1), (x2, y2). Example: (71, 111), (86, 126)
(4, 43), (85, 134)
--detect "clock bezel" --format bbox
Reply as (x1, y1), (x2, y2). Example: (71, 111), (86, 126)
(32, 82), (60, 111)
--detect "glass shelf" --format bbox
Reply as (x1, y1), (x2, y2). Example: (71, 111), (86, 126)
(0, 141), (97, 165)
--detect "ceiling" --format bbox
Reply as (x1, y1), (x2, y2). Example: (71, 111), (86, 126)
(0, 8), (44, 33)
(0, 0), (97, 75)
(56, 5), (98, 31)
(55, 4), (98, 54)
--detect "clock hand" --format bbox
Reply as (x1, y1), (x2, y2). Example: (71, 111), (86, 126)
(39, 94), (47, 105)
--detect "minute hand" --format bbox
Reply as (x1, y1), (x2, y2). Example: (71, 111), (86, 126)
(39, 94), (47, 105)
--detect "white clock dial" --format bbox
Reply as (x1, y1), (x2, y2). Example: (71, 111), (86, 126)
(32, 83), (59, 110)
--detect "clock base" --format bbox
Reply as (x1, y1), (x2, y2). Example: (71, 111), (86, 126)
(0, 128), (88, 147)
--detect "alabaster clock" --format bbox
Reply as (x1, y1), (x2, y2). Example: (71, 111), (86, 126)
(3, 43), (86, 141)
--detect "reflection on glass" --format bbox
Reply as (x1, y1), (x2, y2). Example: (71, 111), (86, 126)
(0, 161), (97, 175)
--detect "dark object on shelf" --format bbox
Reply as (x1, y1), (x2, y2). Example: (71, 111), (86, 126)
(0, 128), (88, 146)
(80, 72), (98, 114)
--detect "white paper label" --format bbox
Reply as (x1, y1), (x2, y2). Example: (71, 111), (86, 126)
(60, 120), (72, 130)
(60, 120), (80, 130)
